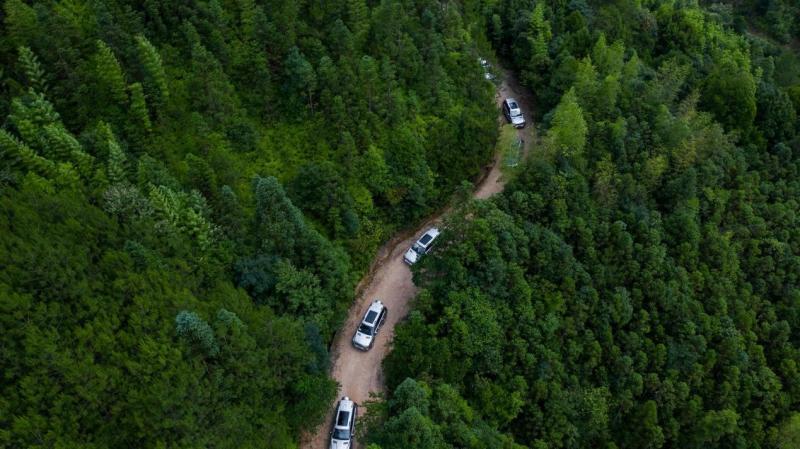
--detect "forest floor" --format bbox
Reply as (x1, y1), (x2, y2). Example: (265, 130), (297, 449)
(301, 69), (535, 449)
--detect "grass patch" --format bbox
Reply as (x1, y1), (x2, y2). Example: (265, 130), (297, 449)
(497, 124), (524, 177)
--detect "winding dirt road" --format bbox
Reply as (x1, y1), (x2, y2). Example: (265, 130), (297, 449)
(301, 69), (534, 449)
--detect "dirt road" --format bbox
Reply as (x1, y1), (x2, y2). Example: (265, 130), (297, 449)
(301, 69), (534, 449)
(476, 69), (535, 199)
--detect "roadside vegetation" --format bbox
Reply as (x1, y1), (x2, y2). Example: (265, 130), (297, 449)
(370, 1), (800, 449)
(0, 1), (497, 447)
(498, 123), (524, 172)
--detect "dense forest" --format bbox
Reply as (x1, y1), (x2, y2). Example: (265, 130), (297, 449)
(3, 0), (800, 448)
(373, 1), (800, 449)
(0, 1), (497, 447)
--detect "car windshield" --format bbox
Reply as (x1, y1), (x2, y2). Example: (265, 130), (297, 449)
(509, 101), (518, 109)
(412, 243), (425, 253)
(332, 428), (351, 440)
(358, 323), (373, 335)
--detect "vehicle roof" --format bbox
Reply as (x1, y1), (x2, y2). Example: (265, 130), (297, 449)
(335, 397), (354, 425)
(362, 300), (384, 324)
(505, 98), (518, 106)
(419, 227), (440, 242)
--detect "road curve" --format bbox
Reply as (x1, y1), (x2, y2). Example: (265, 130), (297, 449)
(301, 69), (534, 449)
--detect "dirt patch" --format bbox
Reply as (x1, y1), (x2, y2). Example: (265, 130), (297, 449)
(301, 71), (534, 449)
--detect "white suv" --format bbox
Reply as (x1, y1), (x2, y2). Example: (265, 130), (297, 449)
(403, 227), (440, 265)
(502, 98), (526, 128)
(352, 300), (388, 351)
(330, 396), (357, 449)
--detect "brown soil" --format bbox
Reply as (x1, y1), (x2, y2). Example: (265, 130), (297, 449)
(301, 70), (534, 449)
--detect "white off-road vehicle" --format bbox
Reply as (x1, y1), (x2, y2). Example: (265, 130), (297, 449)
(502, 98), (526, 128)
(352, 300), (388, 351)
(329, 396), (357, 449)
(403, 227), (440, 265)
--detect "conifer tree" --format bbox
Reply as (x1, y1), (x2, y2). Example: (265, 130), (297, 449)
(8, 89), (60, 153)
(98, 123), (128, 184)
(128, 82), (152, 133)
(135, 35), (169, 106)
(92, 40), (128, 106)
(521, 2), (552, 89)
(175, 310), (219, 357)
(347, 0), (369, 47)
(17, 46), (47, 93)
(284, 47), (317, 111)
(3, 0), (38, 48)
(41, 124), (94, 178)
(0, 129), (59, 178)
(148, 184), (217, 252)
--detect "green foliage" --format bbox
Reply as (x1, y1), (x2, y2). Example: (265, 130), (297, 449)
(546, 88), (587, 160)
(0, 177), (335, 448)
(101, 123), (128, 184)
(774, 413), (800, 449)
(0, 128), (59, 178)
(0, 1), (515, 447)
(284, 46), (317, 111)
(3, 0), (38, 48)
(701, 50), (757, 132)
(17, 46), (47, 92)
(92, 40), (128, 105)
(127, 82), (151, 133)
(134, 34), (169, 105)
(379, 1), (800, 449)
(520, 3), (552, 90)
(728, 0), (800, 42)
(175, 310), (220, 357)
(367, 378), (526, 449)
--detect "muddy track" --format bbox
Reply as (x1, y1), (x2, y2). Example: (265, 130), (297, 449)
(301, 69), (534, 449)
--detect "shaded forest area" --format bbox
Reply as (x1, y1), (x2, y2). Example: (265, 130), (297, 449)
(0, 1), (497, 447)
(373, 1), (800, 449)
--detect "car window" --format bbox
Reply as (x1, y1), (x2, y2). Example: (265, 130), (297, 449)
(332, 428), (351, 440)
(336, 411), (350, 427)
(365, 310), (378, 323)
(358, 323), (373, 335)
